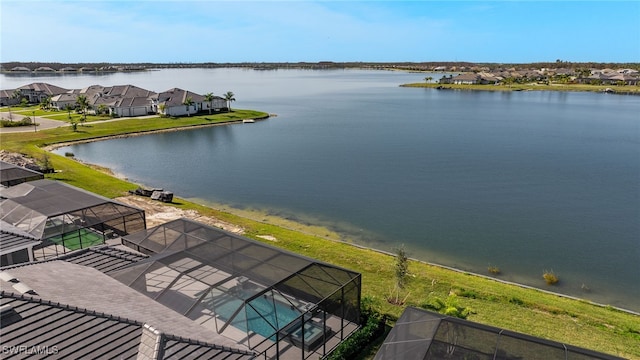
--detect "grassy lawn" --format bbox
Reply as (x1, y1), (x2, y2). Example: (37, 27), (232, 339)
(1, 110), (638, 359)
(402, 82), (640, 93)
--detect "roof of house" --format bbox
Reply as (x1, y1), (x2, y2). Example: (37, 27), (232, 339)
(18, 83), (69, 95)
(156, 88), (206, 106)
(0, 179), (144, 239)
(0, 179), (138, 217)
(0, 160), (44, 186)
(56, 245), (148, 275)
(0, 291), (256, 359)
(452, 73), (480, 81)
(50, 93), (78, 102)
(103, 85), (156, 98)
(0, 230), (40, 255)
(1, 260), (251, 350)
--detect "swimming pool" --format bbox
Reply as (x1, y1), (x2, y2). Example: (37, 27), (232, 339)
(244, 294), (301, 339)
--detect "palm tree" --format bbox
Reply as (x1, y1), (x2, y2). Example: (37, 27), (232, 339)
(97, 104), (108, 115)
(223, 91), (235, 112)
(183, 96), (194, 117)
(204, 93), (215, 114)
(64, 104), (73, 121)
(76, 95), (89, 125)
(424, 76), (433, 83)
(39, 96), (51, 110)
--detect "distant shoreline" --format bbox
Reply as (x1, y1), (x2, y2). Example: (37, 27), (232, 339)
(400, 82), (640, 95)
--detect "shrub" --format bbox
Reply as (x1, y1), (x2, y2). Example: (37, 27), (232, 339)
(1, 117), (33, 127)
(419, 294), (473, 319)
(543, 270), (559, 285)
(325, 297), (387, 360)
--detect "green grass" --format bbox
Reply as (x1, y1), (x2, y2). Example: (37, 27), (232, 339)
(1, 109), (638, 359)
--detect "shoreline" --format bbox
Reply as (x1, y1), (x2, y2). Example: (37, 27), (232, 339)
(3, 109), (638, 357)
(400, 82), (640, 94)
(43, 121), (639, 316)
(43, 114), (270, 152)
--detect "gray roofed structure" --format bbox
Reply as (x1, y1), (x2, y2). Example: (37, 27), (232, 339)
(0, 180), (146, 253)
(56, 245), (148, 275)
(374, 307), (625, 360)
(18, 82), (69, 96)
(118, 218), (361, 358)
(0, 292), (256, 360)
(156, 88), (206, 106)
(0, 161), (44, 187)
(1, 261), (250, 350)
(0, 230), (39, 254)
(0, 230), (40, 266)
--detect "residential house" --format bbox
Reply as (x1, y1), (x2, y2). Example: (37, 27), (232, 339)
(33, 66), (56, 72)
(154, 88), (209, 116)
(445, 72), (499, 85)
(0, 89), (20, 106)
(79, 84), (157, 117)
(17, 83), (69, 104)
(50, 93), (79, 110)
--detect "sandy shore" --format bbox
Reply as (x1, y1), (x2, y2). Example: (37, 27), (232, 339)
(115, 195), (245, 234)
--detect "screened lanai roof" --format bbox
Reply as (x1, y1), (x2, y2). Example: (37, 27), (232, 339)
(375, 307), (625, 360)
(115, 218), (361, 339)
(0, 179), (144, 239)
(0, 161), (44, 187)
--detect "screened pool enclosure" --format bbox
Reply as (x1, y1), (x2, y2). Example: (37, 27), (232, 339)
(0, 180), (146, 259)
(375, 307), (625, 360)
(117, 218), (361, 359)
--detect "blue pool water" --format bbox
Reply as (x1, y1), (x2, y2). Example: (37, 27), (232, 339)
(215, 293), (302, 339)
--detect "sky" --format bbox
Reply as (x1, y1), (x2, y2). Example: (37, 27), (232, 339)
(1, 1), (639, 64)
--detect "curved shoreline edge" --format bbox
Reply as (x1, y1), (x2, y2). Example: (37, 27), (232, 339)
(42, 117), (639, 317)
(43, 114), (271, 151)
(3, 107), (638, 357)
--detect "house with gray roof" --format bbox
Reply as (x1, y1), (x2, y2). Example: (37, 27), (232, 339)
(90, 84), (157, 117)
(17, 83), (69, 104)
(0, 255), (257, 359)
(49, 93), (78, 111)
(154, 88), (224, 116)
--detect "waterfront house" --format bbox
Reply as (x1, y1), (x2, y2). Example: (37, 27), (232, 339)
(154, 88), (207, 116)
(50, 93), (78, 110)
(17, 83), (69, 104)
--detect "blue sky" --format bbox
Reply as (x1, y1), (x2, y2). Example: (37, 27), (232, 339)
(1, 1), (638, 64)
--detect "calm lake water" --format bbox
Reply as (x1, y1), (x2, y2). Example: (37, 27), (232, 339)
(5, 69), (638, 311)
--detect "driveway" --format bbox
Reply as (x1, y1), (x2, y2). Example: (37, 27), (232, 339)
(0, 113), (159, 134)
(0, 113), (67, 133)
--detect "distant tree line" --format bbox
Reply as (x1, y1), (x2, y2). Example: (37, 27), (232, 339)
(2, 61), (639, 72)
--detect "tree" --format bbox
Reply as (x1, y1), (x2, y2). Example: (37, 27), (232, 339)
(97, 104), (108, 115)
(223, 91), (235, 112)
(183, 96), (194, 117)
(394, 244), (409, 290)
(39, 96), (51, 110)
(63, 103), (74, 121)
(204, 92), (215, 114)
(76, 95), (89, 125)
(386, 244), (410, 305)
(424, 76), (433, 83)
